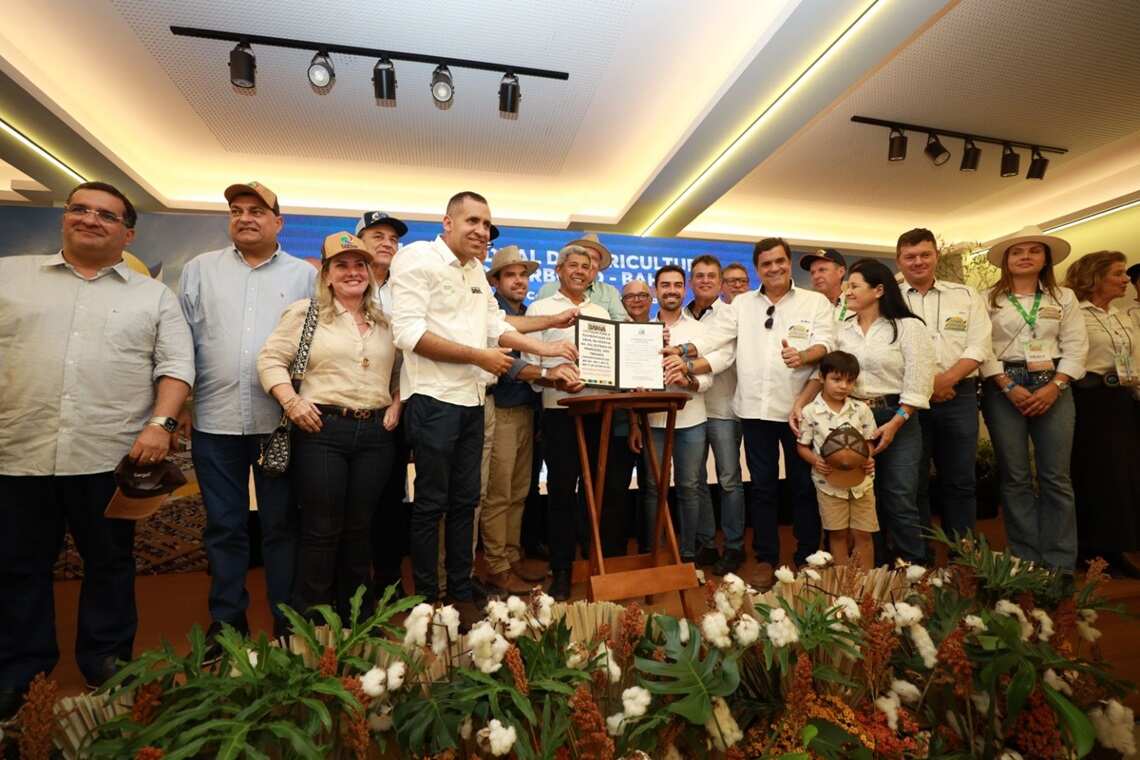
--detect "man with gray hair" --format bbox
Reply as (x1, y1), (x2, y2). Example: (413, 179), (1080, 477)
(621, 279), (653, 322)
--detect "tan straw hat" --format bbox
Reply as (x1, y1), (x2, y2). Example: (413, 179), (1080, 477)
(486, 245), (538, 281)
(986, 225), (1071, 268)
(565, 232), (613, 270)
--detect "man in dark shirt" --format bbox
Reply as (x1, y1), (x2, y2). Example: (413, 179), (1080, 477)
(481, 246), (549, 593)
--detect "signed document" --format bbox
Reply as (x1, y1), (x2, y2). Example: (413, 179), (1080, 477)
(575, 316), (664, 390)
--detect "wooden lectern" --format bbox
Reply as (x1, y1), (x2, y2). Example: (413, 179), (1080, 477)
(557, 392), (699, 618)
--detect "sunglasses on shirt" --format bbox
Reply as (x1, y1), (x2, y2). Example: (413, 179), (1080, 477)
(764, 304), (775, 329)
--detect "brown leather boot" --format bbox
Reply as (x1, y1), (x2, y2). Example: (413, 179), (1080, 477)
(485, 569), (534, 595)
(511, 559), (548, 582)
(751, 562), (775, 590)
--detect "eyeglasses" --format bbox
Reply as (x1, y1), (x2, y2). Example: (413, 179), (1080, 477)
(65, 204), (129, 227)
(622, 293), (651, 301)
(724, 277), (749, 286)
(764, 304), (776, 329)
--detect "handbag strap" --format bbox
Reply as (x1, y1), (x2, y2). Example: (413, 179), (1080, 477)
(289, 298), (320, 392)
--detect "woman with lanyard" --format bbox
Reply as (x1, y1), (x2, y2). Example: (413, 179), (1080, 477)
(979, 226), (1088, 572)
(792, 258), (934, 564)
(1063, 251), (1140, 577)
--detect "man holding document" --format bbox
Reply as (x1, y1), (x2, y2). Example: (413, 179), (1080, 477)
(525, 244), (639, 599)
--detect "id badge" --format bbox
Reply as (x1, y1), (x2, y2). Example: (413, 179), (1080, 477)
(1115, 351), (1139, 387)
(785, 320), (812, 350)
(1022, 338), (1053, 371)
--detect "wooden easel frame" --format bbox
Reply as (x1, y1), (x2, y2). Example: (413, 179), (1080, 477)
(559, 392), (699, 619)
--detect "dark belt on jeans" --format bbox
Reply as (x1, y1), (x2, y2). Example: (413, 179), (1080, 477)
(856, 393), (900, 410)
(1073, 371), (1124, 389)
(315, 404), (383, 420)
(1002, 359), (1058, 390)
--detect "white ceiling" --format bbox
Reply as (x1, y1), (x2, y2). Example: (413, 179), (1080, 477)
(687, 0), (1140, 247)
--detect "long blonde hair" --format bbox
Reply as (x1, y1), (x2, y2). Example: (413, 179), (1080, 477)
(316, 255), (387, 326)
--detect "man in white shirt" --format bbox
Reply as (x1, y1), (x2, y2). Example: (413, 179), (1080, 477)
(801, 248), (849, 322)
(672, 238), (835, 588)
(684, 255), (747, 575)
(390, 191), (575, 614)
(536, 233), (627, 321)
(524, 245), (614, 600)
(896, 228), (992, 545)
(721, 263), (751, 301)
(0, 182), (194, 714)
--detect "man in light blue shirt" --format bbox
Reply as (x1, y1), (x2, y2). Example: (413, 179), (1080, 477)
(535, 233), (626, 320)
(178, 181), (316, 641)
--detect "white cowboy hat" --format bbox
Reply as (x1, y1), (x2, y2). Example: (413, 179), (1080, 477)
(986, 225), (1071, 268)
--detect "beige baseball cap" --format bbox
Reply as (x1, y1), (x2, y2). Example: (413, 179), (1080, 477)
(321, 231), (372, 263)
(224, 181), (280, 214)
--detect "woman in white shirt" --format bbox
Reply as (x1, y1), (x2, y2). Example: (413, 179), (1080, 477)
(258, 232), (401, 620)
(1064, 250), (1140, 577)
(978, 227), (1088, 572)
(793, 258), (934, 564)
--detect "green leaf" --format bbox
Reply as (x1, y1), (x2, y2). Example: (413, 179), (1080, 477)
(216, 724), (250, 760)
(161, 737), (213, 760)
(806, 718), (869, 759)
(266, 721), (323, 759)
(299, 697), (333, 731)
(1042, 684), (1096, 757)
(1005, 660), (1036, 726)
(635, 619), (740, 725)
(812, 663), (859, 689)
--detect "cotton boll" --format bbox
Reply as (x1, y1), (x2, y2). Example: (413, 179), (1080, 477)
(535, 593), (554, 627)
(875, 691), (900, 731)
(504, 617), (528, 640)
(733, 614), (761, 647)
(469, 622), (509, 674)
(805, 550), (832, 567)
(622, 686), (652, 718)
(1043, 669), (1072, 696)
(595, 642), (622, 683)
(766, 611), (799, 648)
(368, 711), (393, 733)
(971, 692), (991, 715)
(361, 666), (387, 697)
(506, 596), (529, 618)
(485, 600), (510, 625)
(606, 712), (626, 736)
(487, 719), (518, 756)
(459, 716), (473, 740)
(880, 601), (923, 632)
(431, 606), (461, 655)
(905, 564), (927, 581)
(963, 615), (986, 633)
(832, 596), (861, 622)
(890, 679), (922, 705)
(775, 565), (796, 584)
(704, 697), (743, 750)
(1029, 609), (1054, 641)
(386, 661), (406, 691)
(701, 612), (733, 649)
(1077, 608), (1102, 642)
(403, 603), (433, 648)
(678, 619), (690, 645)
(994, 600), (1033, 641)
(803, 568), (822, 581)
(908, 624), (938, 668)
(714, 591), (737, 618)
(1089, 699), (1137, 756)
(566, 641), (588, 669)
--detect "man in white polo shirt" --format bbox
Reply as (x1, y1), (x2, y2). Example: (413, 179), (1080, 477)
(390, 191), (576, 616)
(672, 237), (835, 588)
(896, 228), (992, 546)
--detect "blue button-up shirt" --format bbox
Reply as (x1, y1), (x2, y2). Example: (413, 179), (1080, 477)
(492, 292), (539, 409)
(179, 246), (317, 435)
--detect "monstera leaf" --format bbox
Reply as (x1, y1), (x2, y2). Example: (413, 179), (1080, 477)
(634, 615), (740, 725)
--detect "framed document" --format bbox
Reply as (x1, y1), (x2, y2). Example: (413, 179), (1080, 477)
(574, 316), (665, 390)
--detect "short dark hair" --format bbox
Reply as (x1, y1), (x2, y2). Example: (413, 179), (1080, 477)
(896, 228), (937, 255)
(753, 237), (790, 267)
(66, 181), (137, 229)
(446, 190), (489, 216)
(723, 262), (748, 276)
(820, 350), (860, 381)
(691, 254), (722, 271)
(654, 264), (686, 286)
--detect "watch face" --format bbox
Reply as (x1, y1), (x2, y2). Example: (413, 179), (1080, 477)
(159, 417), (177, 433)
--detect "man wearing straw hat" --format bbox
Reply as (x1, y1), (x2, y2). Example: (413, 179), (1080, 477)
(537, 233), (627, 321)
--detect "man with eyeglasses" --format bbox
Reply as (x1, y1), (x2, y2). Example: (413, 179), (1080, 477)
(721, 263), (751, 302)
(177, 182), (317, 648)
(666, 238), (834, 588)
(0, 181), (194, 717)
(621, 280), (653, 322)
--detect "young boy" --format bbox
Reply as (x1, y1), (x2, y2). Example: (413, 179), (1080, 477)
(796, 351), (878, 569)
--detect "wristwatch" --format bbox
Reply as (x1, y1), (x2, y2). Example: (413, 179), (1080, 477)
(540, 367), (549, 380)
(1052, 378), (1069, 392)
(147, 416), (178, 433)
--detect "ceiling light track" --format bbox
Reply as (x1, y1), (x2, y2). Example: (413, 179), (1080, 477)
(850, 116), (1067, 155)
(171, 26), (570, 81)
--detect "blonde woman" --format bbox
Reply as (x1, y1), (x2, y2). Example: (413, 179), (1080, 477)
(979, 226), (1088, 572)
(258, 232), (400, 619)
(1065, 250), (1140, 576)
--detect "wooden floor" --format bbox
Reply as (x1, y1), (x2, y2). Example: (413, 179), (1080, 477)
(48, 518), (1140, 711)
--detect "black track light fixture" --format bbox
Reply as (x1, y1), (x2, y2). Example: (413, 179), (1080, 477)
(1026, 147), (1049, 180)
(888, 127), (907, 161)
(1000, 144), (1020, 177)
(372, 58), (396, 101)
(498, 72), (520, 115)
(430, 64), (454, 106)
(307, 50), (334, 88)
(229, 42), (256, 89)
(960, 138), (981, 172)
(924, 133), (951, 166)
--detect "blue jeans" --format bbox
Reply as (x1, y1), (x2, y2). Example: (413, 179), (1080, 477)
(741, 419), (821, 566)
(405, 396), (482, 601)
(702, 418), (746, 550)
(917, 380), (979, 540)
(192, 430), (298, 629)
(981, 383), (1077, 570)
(870, 408), (925, 563)
(641, 424), (712, 558)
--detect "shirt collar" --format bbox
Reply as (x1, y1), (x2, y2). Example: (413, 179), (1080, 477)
(230, 244), (283, 269)
(810, 393), (856, 418)
(44, 250), (132, 281)
(758, 282), (795, 303)
(495, 291), (526, 315)
(686, 299), (718, 321)
(1079, 300), (1115, 315)
(904, 279), (943, 294)
(431, 235), (480, 269)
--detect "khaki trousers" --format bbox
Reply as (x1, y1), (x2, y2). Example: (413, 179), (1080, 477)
(479, 403), (535, 574)
(437, 397), (496, 591)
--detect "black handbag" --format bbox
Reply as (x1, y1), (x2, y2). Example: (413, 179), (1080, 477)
(258, 298), (320, 477)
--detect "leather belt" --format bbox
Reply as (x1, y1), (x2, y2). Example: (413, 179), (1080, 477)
(315, 404), (383, 421)
(1073, 371), (1124, 389)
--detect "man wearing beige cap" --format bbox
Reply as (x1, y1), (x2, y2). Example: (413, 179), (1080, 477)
(178, 181), (317, 646)
(537, 233), (626, 321)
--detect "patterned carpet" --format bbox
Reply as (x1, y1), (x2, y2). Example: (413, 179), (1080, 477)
(52, 451), (209, 580)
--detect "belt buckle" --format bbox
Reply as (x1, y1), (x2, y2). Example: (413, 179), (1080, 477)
(353, 408), (371, 420)
(1106, 373), (1120, 387)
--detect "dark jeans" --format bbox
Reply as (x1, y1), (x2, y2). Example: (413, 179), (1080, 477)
(543, 410), (631, 571)
(871, 408), (925, 563)
(371, 418), (411, 595)
(192, 430), (298, 628)
(291, 413), (394, 619)
(405, 395), (482, 602)
(741, 419), (821, 566)
(0, 473), (135, 691)
(917, 379), (979, 541)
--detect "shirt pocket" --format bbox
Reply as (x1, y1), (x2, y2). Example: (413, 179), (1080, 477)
(104, 306), (157, 357)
